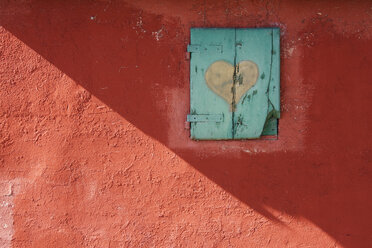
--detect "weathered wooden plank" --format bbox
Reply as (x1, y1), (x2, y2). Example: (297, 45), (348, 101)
(233, 28), (273, 139)
(269, 28), (281, 119)
(189, 28), (235, 140)
(261, 28), (280, 136)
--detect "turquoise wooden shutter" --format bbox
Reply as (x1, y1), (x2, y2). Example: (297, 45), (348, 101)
(187, 28), (280, 140)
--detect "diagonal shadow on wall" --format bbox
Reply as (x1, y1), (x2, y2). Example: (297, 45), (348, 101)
(1, 1), (372, 247)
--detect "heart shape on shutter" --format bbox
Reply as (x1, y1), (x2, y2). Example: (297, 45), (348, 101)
(205, 60), (259, 110)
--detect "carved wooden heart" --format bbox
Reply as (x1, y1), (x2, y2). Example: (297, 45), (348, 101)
(205, 60), (259, 110)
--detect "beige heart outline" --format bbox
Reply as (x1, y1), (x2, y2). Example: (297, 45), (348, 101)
(205, 60), (259, 111)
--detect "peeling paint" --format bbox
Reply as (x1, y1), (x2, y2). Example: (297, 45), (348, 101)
(152, 26), (165, 41)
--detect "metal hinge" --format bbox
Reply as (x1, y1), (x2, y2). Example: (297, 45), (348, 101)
(187, 44), (223, 53)
(187, 114), (224, 122)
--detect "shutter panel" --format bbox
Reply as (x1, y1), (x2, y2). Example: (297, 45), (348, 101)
(189, 28), (235, 140)
(188, 28), (280, 140)
(234, 28), (279, 139)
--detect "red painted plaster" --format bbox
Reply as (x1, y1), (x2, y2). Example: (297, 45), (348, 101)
(0, 0), (372, 247)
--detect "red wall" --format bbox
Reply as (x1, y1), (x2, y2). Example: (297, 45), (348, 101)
(0, 0), (372, 247)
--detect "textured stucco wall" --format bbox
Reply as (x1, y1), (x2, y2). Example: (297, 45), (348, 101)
(0, 0), (372, 247)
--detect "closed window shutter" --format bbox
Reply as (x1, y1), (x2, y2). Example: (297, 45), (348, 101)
(188, 28), (280, 140)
